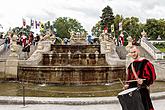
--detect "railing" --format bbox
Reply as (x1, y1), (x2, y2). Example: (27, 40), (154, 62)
(141, 38), (163, 59)
(148, 40), (165, 44)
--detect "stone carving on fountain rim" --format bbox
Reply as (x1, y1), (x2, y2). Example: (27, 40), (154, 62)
(125, 36), (137, 69)
(41, 29), (56, 41)
(125, 36), (133, 53)
(99, 32), (114, 43)
(10, 33), (19, 57)
(99, 32), (116, 54)
(98, 32), (124, 66)
(69, 31), (87, 44)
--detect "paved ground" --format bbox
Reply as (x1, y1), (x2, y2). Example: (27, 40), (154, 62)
(0, 92), (164, 105)
(0, 99), (164, 110)
(0, 92), (164, 110)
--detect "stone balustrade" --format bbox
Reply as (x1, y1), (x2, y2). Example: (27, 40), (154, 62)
(141, 37), (163, 59)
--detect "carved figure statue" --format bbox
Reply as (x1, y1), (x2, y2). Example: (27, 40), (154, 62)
(99, 32), (114, 43)
(125, 36), (133, 52)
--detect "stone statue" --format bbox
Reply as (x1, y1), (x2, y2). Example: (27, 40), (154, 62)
(69, 30), (75, 40)
(99, 32), (123, 66)
(99, 32), (115, 54)
(69, 30), (86, 44)
(41, 29), (55, 41)
(10, 33), (19, 56)
(125, 36), (133, 69)
(125, 36), (133, 52)
(141, 30), (147, 41)
(99, 32), (114, 43)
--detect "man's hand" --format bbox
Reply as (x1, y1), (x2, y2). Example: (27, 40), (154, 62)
(137, 78), (143, 85)
(123, 84), (129, 90)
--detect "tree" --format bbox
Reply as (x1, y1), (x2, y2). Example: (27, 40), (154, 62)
(122, 17), (141, 39)
(100, 6), (115, 33)
(12, 25), (31, 37)
(92, 14), (123, 38)
(53, 17), (86, 39)
(145, 19), (165, 40)
(91, 21), (102, 37)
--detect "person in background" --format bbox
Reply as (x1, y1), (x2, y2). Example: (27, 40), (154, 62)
(4, 36), (9, 51)
(87, 35), (93, 44)
(26, 41), (31, 58)
(63, 37), (69, 45)
(124, 45), (156, 110)
(4, 32), (12, 51)
(28, 32), (34, 45)
(34, 34), (40, 46)
(21, 33), (27, 47)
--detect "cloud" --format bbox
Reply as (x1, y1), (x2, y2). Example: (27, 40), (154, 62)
(0, 0), (165, 33)
(0, 0), (109, 33)
(110, 0), (165, 23)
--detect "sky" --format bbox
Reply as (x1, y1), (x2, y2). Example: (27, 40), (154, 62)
(0, 0), (165, 34)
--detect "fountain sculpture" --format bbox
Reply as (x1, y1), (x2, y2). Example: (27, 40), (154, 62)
(18, 32), (125, 85)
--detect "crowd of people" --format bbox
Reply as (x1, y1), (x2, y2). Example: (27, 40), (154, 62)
(2, 31), (40, 59)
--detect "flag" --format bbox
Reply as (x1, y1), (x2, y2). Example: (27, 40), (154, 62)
(111, 24), (114, 32)
(119, 32), (124, 46)
(30, 19), (34, 28)
(35, 20), (40, 29)
(22, 18), (26, 28)
(40, 22), (44, 31)
(119, 22), (122, 31)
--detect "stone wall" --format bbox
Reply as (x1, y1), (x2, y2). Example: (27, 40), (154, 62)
(0, 59), (6, 79)
(18, 66), (126, 85)
(19, 41), (51, 66)
(153, 62), (165, 81)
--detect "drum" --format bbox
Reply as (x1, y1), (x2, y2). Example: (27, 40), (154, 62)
(118, 87), (145, 110)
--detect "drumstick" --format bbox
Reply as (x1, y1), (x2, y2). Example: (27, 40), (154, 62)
(118, 78), (125, 86)
(125, 79), (146, 83)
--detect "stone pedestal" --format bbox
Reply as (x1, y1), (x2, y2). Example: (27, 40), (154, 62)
(98, 32), (124, 66)
(5, 55), (18, 79)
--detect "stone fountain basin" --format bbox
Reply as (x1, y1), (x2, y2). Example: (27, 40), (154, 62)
(18, 65), (125, 85)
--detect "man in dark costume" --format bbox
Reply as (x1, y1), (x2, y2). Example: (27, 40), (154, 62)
(124, 46), (156, 110)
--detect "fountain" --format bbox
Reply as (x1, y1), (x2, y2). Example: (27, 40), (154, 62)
(17, 32), (125, 85)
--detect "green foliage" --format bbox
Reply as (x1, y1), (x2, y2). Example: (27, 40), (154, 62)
(122, 17), (141, 38)
(159, 48), (165, 52)
(100, 5), (114, 33)
(92, 6), (115, 37)
(92, 6), (165, 41)
(53, 17), (86, 39)
(12, 25), (31, 37)
(145, 19), (165, 40)
(91, 21), (102, 37)
(154, 43), (165, 52)
(9, 17), (86, 40)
